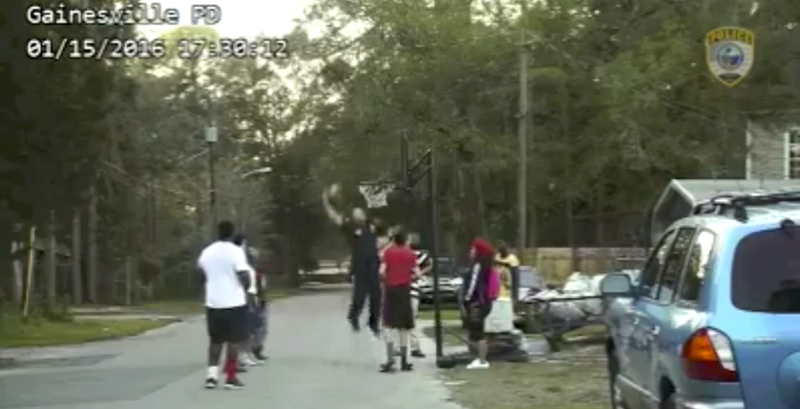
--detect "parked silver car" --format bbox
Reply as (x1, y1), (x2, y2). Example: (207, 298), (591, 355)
(418, 257), (463, 302)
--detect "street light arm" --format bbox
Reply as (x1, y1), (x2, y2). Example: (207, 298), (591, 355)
(241, 167), (273, 180)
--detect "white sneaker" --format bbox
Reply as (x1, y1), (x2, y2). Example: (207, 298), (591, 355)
(204, 366), (219, 389)
(247, 353), (264, 365)
(240, 354), (258, 366)
(466, 359), (490, 369)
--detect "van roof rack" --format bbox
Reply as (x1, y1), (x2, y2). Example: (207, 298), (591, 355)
(691, 191), (800, 222)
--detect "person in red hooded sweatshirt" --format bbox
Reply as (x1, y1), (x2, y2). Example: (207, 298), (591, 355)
(461, 238), (500, 369)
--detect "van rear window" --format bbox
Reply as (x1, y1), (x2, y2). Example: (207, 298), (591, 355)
(732, 226), (800, 313)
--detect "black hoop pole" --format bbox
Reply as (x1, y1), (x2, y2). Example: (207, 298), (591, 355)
(408, 151), (432, 188)
(427, 150), (443, 362)
(400, 143), (442, 364)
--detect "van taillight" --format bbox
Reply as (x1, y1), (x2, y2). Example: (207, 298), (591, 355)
(681, 328), (738, 382)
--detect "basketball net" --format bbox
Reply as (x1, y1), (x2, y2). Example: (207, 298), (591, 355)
(358, 183), (395, 209)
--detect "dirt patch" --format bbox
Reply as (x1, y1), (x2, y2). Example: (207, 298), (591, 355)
(441, 345), (608, 409)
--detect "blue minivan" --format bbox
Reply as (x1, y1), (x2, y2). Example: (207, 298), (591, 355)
(600, 192), (800, 409)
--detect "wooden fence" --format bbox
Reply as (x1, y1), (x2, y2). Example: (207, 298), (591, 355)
(521, 247), (647, 283)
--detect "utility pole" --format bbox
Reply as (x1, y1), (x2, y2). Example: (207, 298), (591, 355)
(44, 209), (57, 310)
(150, 181), (158, 242)
(517, 1), (529, 264)
(71, 208), (82, 305)
(206, 123), (218, 239)
(87, 184), (98, 303)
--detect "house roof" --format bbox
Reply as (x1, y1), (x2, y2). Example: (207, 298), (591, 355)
(662, 179), (800, 206)
(647, 179), (800, 245)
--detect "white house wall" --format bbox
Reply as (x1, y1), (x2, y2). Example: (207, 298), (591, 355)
(746, 120), (789, 180)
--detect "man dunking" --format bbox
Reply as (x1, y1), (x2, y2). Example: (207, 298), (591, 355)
(198, 221), (251, 389)
(322, 184), (382, 335)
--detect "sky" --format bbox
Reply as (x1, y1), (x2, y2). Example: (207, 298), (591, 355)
(139, 0), (314, 39)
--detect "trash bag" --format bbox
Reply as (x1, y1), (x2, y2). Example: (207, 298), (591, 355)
(563, 272), (593, 293)
(561, 273), (604, 316)
(577, 274), (606, 316)
(589, 274), (605, 294)
(531, 290), (587, 322)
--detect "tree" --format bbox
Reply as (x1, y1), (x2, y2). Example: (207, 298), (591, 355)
(286, 0), (800, 254)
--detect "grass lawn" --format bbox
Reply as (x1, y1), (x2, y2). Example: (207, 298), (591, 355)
(426, 323), (609, 409)
(417, 308), (462, 322)
(0, 315), (177, 348)
(135, 300), (205, 314)
(442, 355), (608, 409)
(423, 323), (470, 346)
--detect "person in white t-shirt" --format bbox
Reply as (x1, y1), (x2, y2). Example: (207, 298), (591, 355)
(198, 221), (251, 390)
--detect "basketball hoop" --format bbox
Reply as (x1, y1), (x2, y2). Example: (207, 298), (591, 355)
(358, 182), (396, 209)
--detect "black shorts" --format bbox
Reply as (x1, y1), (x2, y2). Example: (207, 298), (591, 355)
(206, 306), (248, 344)
(382, 285), (414, 329)
(467, 302), (492, 342)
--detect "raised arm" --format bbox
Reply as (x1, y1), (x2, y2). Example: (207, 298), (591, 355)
(418, 252), (432, 275)
(420, 263), (432, 276)
(321, 185), (344, 226)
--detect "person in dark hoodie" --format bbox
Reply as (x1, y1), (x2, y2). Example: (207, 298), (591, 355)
(322, 183), (382, 335)
(462, 238), (500, 369)
(231, 234), (261, 368)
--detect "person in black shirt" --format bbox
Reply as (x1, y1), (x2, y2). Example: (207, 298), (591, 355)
(322, 184), (382, 335)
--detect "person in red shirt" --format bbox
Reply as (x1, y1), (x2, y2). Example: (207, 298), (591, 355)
(378, 230), (420, 373)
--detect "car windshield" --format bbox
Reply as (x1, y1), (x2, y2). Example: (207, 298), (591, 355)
(732, 225), (800, 313)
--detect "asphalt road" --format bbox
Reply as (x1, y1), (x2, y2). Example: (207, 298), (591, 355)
(0, 290), (462, 409)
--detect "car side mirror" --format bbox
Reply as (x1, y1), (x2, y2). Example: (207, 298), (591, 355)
(600, 273), (634, 297)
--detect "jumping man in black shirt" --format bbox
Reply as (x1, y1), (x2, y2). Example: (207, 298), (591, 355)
(322, 184), (382, 335)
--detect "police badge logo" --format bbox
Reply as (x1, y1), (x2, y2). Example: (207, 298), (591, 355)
(705, 27), (755, 87)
